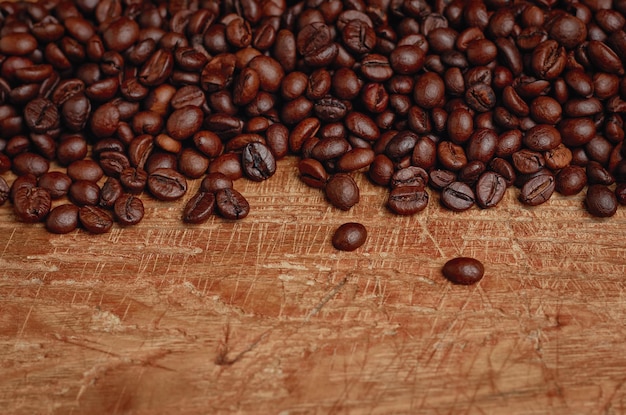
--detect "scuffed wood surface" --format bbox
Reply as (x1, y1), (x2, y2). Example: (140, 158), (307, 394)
(1, 156), (626, 414)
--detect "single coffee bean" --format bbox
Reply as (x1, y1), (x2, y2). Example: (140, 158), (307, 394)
(556, 165), (587, 196)
(215, 188), (250, 220)
(147, 168), (188, 201)
(429, 169), (457, 190)
(442, 257), (485, 285)
(183, 191), (216, 224)
(387, 185), (429, 215)
(585, 184), (618, 217)
(324, 173), (359, 211)
(114, 194), (144, 226)
(441, 181), (475, 212)
(242, 142), (276, 181)
(390, 166), (428, 189)
(177, 148), (209, 179)
(475, 171), (507, 209)
(69, 179), (100, 206)
(298, 158), (328, 189)
(13, 186), (51, 223)
(587, 161), (615, 185)
(66, 159), (103, 182)
(99, 176), (123, 208)
(45, 204), (79, 234)
(0, 176), (9, 206)
(201, 172), (234, 193)
(10, 174), (37, 203)
(78, 205), (113, 234)
(12, 152), (50, 177)
(519, 173), (555, 206)
(332, 222), (367, 251)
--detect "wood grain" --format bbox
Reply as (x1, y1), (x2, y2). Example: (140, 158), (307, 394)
(1, 156), (626, 414)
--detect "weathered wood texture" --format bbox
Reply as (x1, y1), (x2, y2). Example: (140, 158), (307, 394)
(1, 156), (626, 414)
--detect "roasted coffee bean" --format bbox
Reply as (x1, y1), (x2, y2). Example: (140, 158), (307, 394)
(337, 148), (375, 173)
(531, 40), (566, 80)
(69, 180), (101, 206)
(10, 174), (38, 203)
(46, 204), (79, 234)
(523, 125), (562, 151)
(119, 167), (148, 194)
(201, 172), (233, 193)
(147, 168), (187, 201)
(79, 205), (113, 234)
(242, 142), (276, 181)
(208, 153), (243, 180)
(183, 191), (216, 224)
(586, 184), (618, 217)
(368, 154), (394, 187)
(519, 173), (555, 206)
(0, 177), (10, 206)
(466, 128), (498, 163)
(413, 72), (445, 109)
(438, 141), (467, 172)
(13, 186), (51, 223)
(24, 98), (60, 134)
(458, 161), (486, 185)
(12, 152), (50, 177)
(215, 188), (250, 220)
(324, 173), (359, 211)
(429, 169), (457, 190)
(441, 181), (475, 212)
(67, 159), (103, 182)
(100, 177), (123, 208)
(465, 83), (496, 112)
(390, 166), (428, 189)
(475, 171), (507, 209)
(442, 257), (484, 285)
(387, 185), (429, 215)
(332, 222), (367, 251)
(587, 161), (615, 185)
(555, 165), (587, 196)
(37, 171), (72, 199)
(114, 194), (144, 226)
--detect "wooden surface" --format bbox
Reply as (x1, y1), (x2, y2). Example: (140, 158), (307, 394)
(1, 156), (626, 414)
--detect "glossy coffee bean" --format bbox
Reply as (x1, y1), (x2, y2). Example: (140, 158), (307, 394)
(519, 173), (555, 206)
(46, 204), (79, 234)
(242, 142), (276, 181)
(442, 257), (485, 285)
(475, 171), (507, 209)
(13, 186), (51, 223)
(332, 222), (367, 251)
(147, 168), (188, 201)
(183, 191), (216, 224)
(324, 173), (359, 211)
(585, 184), (618, 217)
(78, 205), (113, 234)
(387, 185), (429, 215)
(215, 188), (250, 220)
(114, 194), (144, 226)
(441, 181), (475, 212)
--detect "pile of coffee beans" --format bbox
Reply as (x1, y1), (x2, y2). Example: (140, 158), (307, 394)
(0, 0), (626, 236)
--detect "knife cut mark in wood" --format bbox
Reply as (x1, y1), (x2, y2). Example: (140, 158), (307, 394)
(215, 324), (271, 366)
(306, 277), (348, 322)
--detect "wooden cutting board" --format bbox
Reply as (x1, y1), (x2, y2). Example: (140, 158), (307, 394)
(1, 156), (626, 414)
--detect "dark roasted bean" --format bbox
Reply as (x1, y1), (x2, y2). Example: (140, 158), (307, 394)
(442, 257), (484, 285)
(332, 222), (367, 251)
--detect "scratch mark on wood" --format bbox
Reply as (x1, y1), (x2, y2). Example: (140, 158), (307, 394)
(214, 324), (271, 366)
(305, 277), (348, 322)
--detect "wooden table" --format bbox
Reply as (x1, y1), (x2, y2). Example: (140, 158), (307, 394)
(1, 156), (626, 414)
